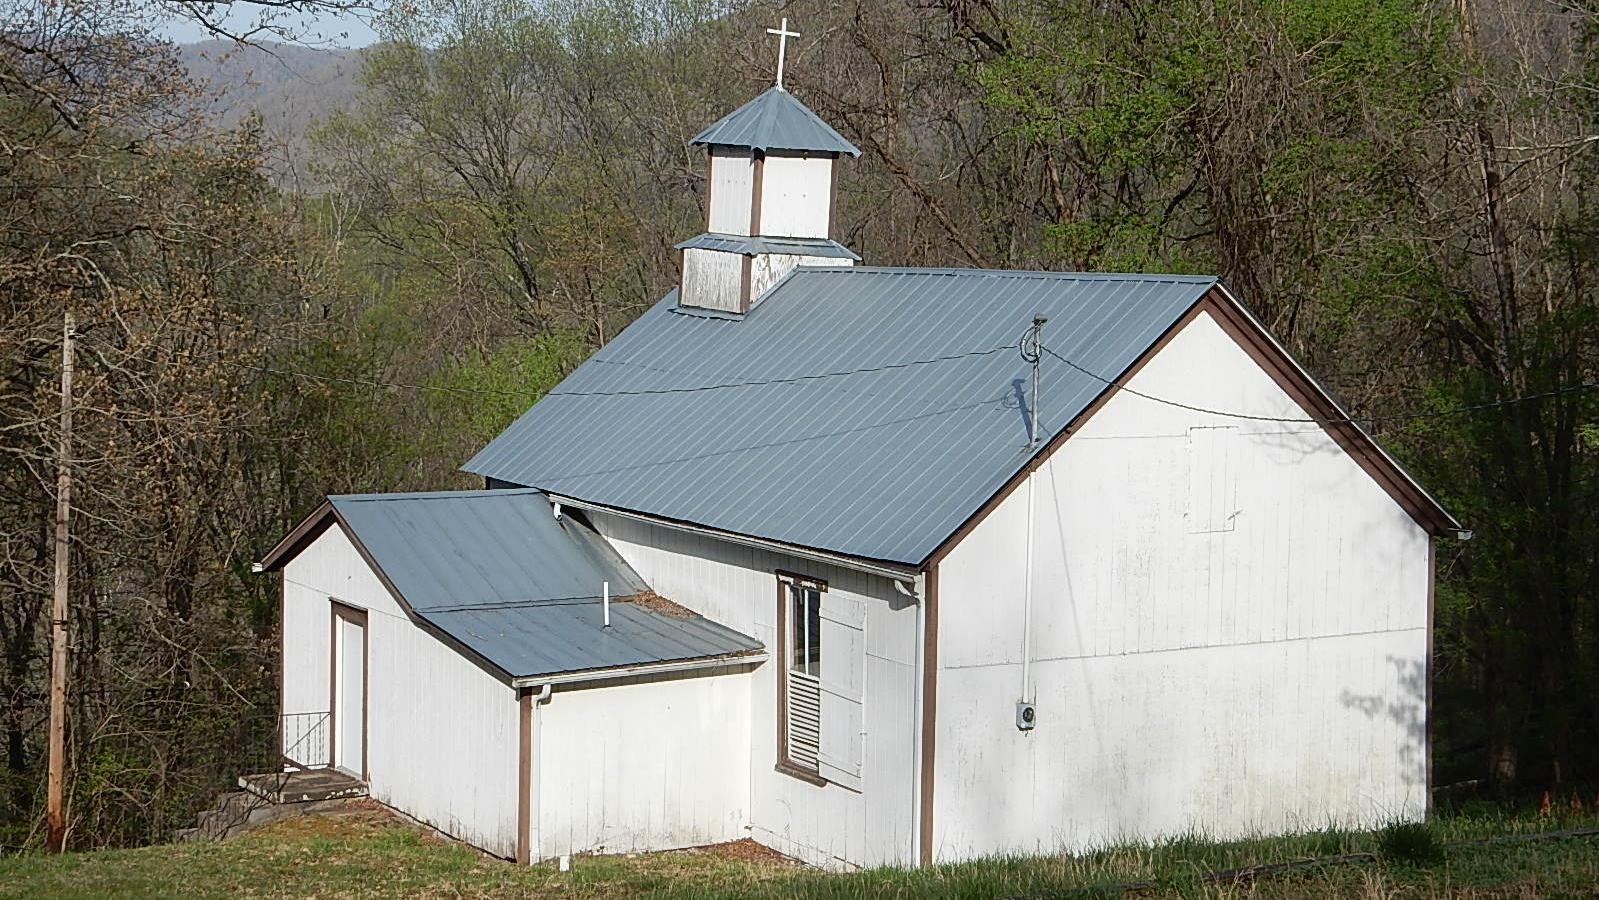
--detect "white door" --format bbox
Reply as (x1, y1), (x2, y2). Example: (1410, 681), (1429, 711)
(333, 608), (366, 777)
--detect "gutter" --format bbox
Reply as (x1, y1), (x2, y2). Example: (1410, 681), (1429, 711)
(510, 652), (767, 689)
(545, 494), (921, 582)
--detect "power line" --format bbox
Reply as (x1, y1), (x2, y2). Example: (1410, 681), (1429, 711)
(239, 343), (1017, 400)
(240, 363), (548, 399)
(233, 337), (1597, 426)
(547, 345), (1016, 397)
(1040, 346), (1599, 426)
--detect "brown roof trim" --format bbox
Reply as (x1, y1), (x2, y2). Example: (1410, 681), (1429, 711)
(923, 285), (1461, 568)
(1204, 285), (1462, 537)
(258, 500), (336, 572)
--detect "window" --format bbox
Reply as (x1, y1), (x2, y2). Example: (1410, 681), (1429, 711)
(790, 580), (822, 676)
(780, 574), (825, 773)
(776, 572), (866, 791)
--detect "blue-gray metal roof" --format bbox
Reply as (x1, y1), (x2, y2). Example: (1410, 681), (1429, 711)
(327, 490), (762, 679)
(463, 269), (1219, 565)
(676, 232), (861, 260)
(691, 87), (861, 157)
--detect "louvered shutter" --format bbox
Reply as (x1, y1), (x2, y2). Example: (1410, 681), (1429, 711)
(817, 592), (865, 791)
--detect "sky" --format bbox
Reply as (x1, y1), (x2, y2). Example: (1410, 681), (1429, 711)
(156, 3), (381, 48)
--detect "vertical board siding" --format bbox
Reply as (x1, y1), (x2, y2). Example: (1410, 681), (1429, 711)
(591, 512), (918, 869)
(750, 254), (852, 305)
(933, 310), (1430, 861)
(282, 571), (331, 728)
(757, 155), (833, 239)
(282, 528), (520, 857)
(535, 668), (752, 857)
(681, 247), (744, 313)
(707, 149), (755, 235)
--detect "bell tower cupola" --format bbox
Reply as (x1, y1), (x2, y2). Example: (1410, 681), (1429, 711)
(676, 19), (861, 314)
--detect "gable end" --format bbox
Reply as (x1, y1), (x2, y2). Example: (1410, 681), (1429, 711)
(260, 501), (516, 685)
(923, 285), (1462, 568)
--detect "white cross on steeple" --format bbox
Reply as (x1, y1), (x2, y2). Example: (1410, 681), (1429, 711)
(767, 17), (799, 90)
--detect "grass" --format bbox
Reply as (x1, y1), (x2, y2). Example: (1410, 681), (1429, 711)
(3, 805), (1599, 899)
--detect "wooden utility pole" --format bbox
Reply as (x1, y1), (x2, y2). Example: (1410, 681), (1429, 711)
(46, 309), (74, 853)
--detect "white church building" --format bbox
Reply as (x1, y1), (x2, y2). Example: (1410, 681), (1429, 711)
(260, 52), (1465, 869)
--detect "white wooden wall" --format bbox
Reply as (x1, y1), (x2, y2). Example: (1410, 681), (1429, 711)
(750, 255), (853, 306)
(590, 512), (919, 869)
(707, 149), (755, 235)
(757, 154), (833, 239)
(680, 247), (743, 313)
(535, 667), (753, 857)
(933, 310), (1431, 860)
(281, 526), (521, 858)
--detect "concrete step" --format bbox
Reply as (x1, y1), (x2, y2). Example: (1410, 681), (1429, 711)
(183, 769), (368, 843)
(239, 769), (367, 804)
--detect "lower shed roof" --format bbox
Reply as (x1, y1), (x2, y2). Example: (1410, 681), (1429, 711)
(261, 489), (762, 682)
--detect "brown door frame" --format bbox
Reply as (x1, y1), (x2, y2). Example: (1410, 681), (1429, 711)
(329, 599), (369, 780)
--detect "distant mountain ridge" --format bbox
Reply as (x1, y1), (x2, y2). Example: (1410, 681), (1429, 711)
(178, 40), (367, 185)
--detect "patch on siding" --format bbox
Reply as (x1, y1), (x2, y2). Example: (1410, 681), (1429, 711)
(1187, 425), (1240, 534)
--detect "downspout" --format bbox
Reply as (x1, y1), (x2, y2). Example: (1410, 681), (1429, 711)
(528, 683), (552, 863)
(902, 574), (925, 866)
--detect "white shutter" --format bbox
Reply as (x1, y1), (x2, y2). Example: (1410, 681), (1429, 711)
(816, 592), (865, 792)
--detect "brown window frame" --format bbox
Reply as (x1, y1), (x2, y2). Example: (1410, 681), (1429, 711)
(775, 571), (828, 786)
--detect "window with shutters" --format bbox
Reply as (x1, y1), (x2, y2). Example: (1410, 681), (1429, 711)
(779, 573), (824, 775)
(777, 572), (864, 791)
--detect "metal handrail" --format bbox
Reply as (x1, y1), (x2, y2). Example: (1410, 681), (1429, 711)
(281, 711), (331, 770)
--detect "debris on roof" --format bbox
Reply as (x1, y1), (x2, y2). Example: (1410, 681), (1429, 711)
(309, 489), (762, 680)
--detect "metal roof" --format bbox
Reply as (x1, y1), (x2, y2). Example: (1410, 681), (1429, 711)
(676, 232), (861, 260)
(326, 490), (762, 679)
(691, 87), (861, 157)
(463, 269), (1220, 564)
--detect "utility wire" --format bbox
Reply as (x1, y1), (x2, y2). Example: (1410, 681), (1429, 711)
(239, 344), (1016, 400)
(1040, 346), (1599, 426)
(545, 345), (1017, 397)
(234, 339), (1596, 427)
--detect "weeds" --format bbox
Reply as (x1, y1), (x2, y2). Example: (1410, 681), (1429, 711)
(1376, 821), (1445, 866)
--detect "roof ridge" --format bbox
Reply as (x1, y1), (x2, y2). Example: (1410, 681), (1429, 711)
(796, 266), (1218, 283)
(329, 488), (544, 503)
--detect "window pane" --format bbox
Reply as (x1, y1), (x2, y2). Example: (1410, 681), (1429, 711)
(804, 588), (821, 676)
(787, 583), (822, 677)
(789, 584), (806, 672)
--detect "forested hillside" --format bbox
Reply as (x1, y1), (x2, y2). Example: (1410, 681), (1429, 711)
(176, 40), (365, 182)
(3, 0), (1598, 850)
